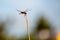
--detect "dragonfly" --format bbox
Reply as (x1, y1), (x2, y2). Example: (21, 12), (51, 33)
(16, 9), (31, 15)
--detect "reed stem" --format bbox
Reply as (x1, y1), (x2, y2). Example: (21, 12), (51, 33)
(25, 15), (30, 40)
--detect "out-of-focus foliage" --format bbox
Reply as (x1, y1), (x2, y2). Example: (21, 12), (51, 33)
(35, 17), (56, 40)
(0, 22), (6, 40)
(0, 16), (56, 40)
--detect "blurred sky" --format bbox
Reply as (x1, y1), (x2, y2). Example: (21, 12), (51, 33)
(0, 0), (60, 37)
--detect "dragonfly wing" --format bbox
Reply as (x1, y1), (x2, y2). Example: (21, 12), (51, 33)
(19, 13), (21, 15)
(16, 9), (21, 12)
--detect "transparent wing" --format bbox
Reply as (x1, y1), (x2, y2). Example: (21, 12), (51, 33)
(19, 13), (21, 15)
(16, 9), (21, 12)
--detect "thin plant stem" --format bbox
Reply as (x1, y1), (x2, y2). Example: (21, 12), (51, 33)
(25, 15), (30, 40)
